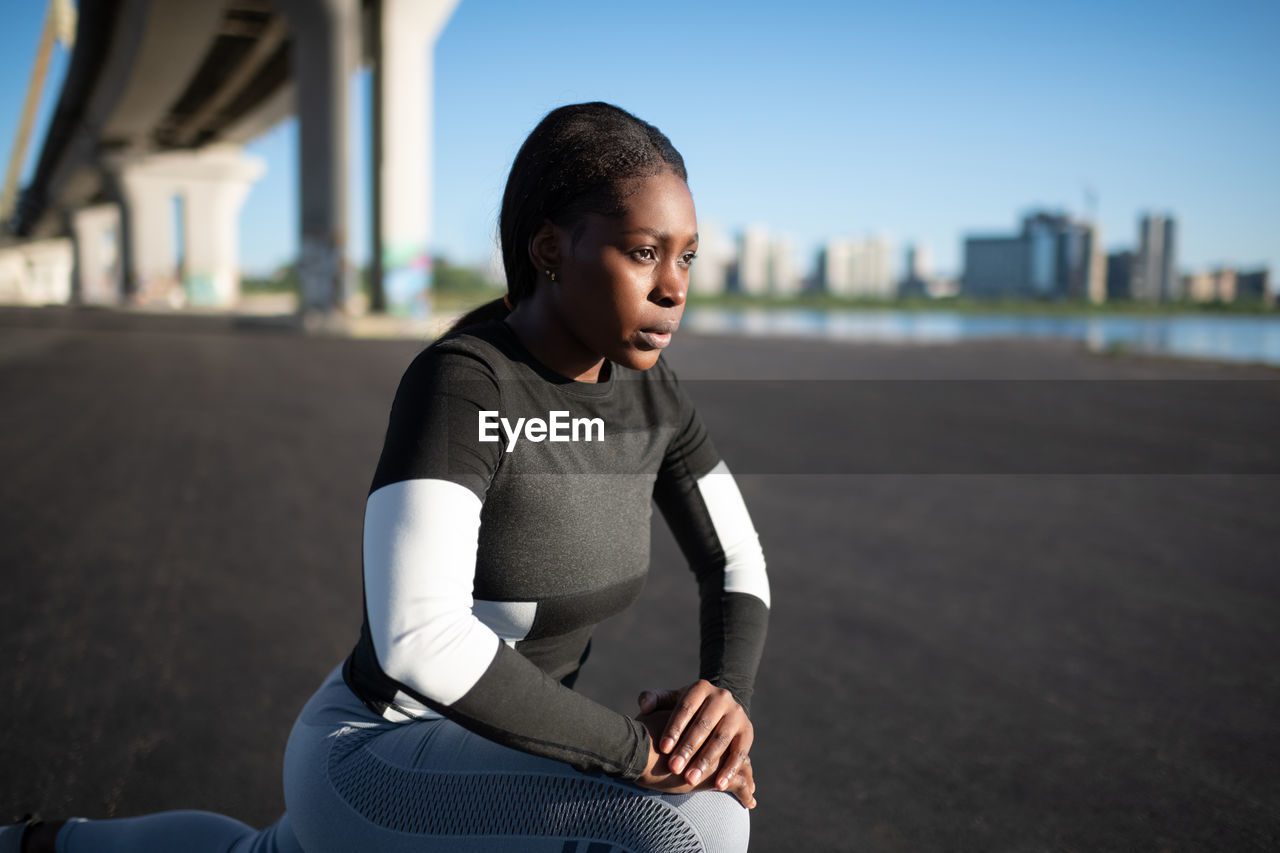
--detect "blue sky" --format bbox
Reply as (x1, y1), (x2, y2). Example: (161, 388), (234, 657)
(3, 0), (1278, 279)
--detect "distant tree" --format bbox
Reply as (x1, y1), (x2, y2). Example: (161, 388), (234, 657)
(432, 257), (502, 296)
(241, 262), (299, 294)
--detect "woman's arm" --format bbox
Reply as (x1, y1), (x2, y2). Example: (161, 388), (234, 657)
(658, 460), (771, 708)
(650, 371), (772, 792)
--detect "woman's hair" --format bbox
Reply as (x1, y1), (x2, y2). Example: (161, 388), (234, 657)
(448, 102), (687, 333)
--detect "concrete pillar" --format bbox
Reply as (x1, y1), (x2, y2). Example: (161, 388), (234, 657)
(371, 0), (458, 316)
(275, 0), (360, 321)
(0, 238), (72, 305)
(116, 163), (177, 305)
(183, 159), (262, 306)
(70, 204), (123, 305)
(112, 146), (264, 308)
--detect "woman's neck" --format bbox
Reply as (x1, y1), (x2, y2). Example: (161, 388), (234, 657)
(503, 301), (608, 383)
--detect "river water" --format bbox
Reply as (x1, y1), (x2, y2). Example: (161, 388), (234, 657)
(683, 308), (1280, 368)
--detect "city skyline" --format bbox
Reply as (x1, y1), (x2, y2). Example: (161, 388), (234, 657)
(691, 205), (1270, 303)
(3, 0), (1277, 281)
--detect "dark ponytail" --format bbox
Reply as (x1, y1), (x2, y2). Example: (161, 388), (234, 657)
(449, 102), (687, 334)
(446, 297), (509, 334)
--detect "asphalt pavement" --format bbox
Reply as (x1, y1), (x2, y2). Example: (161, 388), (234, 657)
(1, 306), (1277, 851)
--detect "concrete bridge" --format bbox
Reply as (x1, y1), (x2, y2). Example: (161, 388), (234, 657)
(1, 0), (458, 319)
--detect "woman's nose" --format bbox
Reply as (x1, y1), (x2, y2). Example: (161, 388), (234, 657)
(653, 261), (687, 308)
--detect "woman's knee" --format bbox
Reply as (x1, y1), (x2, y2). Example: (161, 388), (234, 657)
(677, 791), (751, 853)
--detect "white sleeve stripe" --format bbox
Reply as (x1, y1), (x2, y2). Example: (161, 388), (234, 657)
(695, 461), (771, 609)
(473, 599), (539, 646)
(364, 478), (500, 706)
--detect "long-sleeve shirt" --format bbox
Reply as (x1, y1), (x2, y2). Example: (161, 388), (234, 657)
(343, 319), (770, 780)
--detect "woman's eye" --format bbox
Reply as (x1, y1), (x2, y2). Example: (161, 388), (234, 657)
(679, 252), (698, 267)
(632, 248), (657, 262)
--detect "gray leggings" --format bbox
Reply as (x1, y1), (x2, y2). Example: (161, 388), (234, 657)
(56, 666), (750, 852)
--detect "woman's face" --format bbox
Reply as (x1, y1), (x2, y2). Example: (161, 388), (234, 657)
(549, 169), (698, 372)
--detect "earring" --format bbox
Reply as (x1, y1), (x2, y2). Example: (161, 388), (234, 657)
(544, 269), (557, 282)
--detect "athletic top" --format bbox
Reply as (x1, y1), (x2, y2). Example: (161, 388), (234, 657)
(343, 320), (770, 780)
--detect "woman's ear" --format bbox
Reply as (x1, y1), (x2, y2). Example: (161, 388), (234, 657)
(528, 219), (562, 274)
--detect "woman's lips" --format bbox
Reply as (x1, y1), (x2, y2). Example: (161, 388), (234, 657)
(637, 320), (679, 350)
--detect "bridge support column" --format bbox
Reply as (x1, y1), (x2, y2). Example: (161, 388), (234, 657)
(115, 163), (176, 306)
(112, 146), (264, 308)
(276, 0), (359, 324)
(370, 0), (458, 316)
(70, 204), (122, 305)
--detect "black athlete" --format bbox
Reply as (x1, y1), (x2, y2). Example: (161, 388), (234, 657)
(5, 102), (770, 853)
(346, 317), (770, 780)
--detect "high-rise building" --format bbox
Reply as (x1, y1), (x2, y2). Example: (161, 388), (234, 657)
(1106, 251), (1134, 300)
(962, 234), (1028, 297)
(737, 225), (771, 295)
(688, 220), (732, 296)
(1083, 222), (1107, 303)
(1183, 268), (1237, 302)
(1133, 213), (1178, 302)
(962, 211), (1105, 300)
(848, 237), (895, 298)
(899, 242), (932, 299)
(818, 236), (894, 298)
(1182, 266), (1272, 304)
(819, 239), (854, 296)
(906, 244), (932, 280)
(1236, 268), (1273, 305)
(770, 236), (800, 296)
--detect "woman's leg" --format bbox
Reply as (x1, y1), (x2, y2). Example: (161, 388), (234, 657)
(38, 663), (748, 853)
(54, 812), (302, 853)
(284, 667), (750, 853)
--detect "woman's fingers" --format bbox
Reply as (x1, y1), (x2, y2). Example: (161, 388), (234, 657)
(637, 707), (758, 809)
(663, 686), (715, 770)
(725, 758), (757, 809)
(681, 721), (740, 786)
(713, 735), (754, 791)
(634, 706), (752, 809)
(639, 680), (757, 795)
(737, 758), (752, 809)
(664, 683), (752, 781)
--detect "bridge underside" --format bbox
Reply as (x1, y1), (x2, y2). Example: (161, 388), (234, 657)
(7, 0), (457, 316)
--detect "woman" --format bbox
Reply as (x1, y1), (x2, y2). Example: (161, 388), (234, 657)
(4, 102), (770, 853)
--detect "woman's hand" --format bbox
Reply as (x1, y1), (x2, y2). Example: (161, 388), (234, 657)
(634, 706), (757, 808)
(635, 681), (756, 805)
